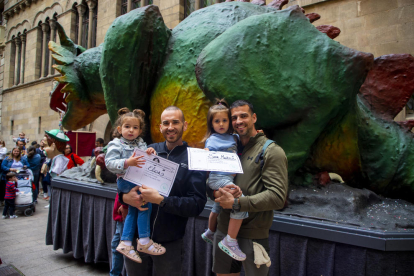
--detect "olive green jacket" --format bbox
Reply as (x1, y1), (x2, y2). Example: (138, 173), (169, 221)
(217, 133), (288, 239)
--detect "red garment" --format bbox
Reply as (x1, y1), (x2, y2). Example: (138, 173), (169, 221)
(65, 153), (85, 169)
(65, 131), (96, 157)
(113, 193), (128, 222)
(5, 181), (18, 199)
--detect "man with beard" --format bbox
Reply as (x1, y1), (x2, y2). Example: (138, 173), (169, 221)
(16, 140), (26, 156)
(119, 106), (240, 275)
(211, 100), (289, 276)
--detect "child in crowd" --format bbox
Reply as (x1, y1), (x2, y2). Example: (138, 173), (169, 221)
(110, 193), (128, 276)
(13, 132), (30, 144)
(2, 172), (19, 219)
(105, 108), (166, 264)
(201, 99), (248, 261)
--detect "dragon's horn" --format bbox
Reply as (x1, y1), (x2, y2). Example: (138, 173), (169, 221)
(55, 22), (86, 55)
(55, 22), (76, 54)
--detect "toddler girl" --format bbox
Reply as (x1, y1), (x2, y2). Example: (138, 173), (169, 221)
(201, 99), (248, 261)
(105, 108), (166, 264)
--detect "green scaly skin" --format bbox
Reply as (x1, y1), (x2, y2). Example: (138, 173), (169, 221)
(195, 5), (373, 175)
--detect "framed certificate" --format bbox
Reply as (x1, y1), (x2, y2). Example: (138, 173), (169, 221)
(123, 149), (179, 197)
(187, 148), (243, 174)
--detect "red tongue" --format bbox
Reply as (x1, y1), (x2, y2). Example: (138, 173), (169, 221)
(359, 54), (414, 121)
(50, 83), (67, 113)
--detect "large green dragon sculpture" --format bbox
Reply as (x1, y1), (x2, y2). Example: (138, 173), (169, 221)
(48, 2), (414, 201)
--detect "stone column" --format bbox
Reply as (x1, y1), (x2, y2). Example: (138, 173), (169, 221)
(14, 37), (21, 85)
(41, 22), (50, 78)
(127, 0), (132, 12)
(48, 19), (57, 76)
(86, 0), (96, 49)
(20, 34), (26, 84)
(76, 4), (87, 47)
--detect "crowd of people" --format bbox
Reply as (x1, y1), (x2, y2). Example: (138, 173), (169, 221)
(0, 132), (103, 215)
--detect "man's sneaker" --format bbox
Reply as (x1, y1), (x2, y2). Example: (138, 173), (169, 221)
(137, 239), (166, 255)
(2, 215), (8, 219)
(44, 205), (50, 209)
(201, 230), (214, 244)
(218, 238), (246, 261)
(116, 241), (142, 263)
(10, 215), (18, 219)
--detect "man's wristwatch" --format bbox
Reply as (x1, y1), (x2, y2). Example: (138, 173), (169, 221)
(232, 198), (241, 213)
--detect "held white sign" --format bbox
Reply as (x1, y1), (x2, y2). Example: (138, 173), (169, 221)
(187, 148), (243, 174)
(123, 149), (179, 197)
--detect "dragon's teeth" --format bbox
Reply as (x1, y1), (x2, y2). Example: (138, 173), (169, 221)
(56, 107), (66, 114)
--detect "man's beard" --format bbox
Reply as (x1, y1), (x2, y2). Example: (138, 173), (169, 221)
(235, 124), (251, 138)
(164, 126), (184, 144)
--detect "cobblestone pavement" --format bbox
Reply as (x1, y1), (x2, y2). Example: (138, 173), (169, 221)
(0, 197), (110, 276)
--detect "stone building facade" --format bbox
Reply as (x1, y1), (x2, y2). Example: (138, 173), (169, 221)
(0, 0), (413, 149)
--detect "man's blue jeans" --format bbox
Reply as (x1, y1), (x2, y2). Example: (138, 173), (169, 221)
(110, 221), (126, 276)
(117, 177), (151, 241)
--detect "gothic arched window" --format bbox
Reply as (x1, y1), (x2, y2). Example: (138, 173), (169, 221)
(75, 1), (98, 49)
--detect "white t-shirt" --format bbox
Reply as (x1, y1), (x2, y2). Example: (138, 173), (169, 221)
(0, 147), (7, 160)
(50, 154), (69, 177)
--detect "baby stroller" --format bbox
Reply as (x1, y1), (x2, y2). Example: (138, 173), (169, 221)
(14, 169), (36, 216)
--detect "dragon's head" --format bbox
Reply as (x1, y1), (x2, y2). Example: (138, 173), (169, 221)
(49, 23), (106, 130)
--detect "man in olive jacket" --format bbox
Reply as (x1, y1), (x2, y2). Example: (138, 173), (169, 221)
(212, 100), (289, 276)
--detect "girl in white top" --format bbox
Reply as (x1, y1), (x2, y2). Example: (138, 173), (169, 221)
(0, 141), (7, 161)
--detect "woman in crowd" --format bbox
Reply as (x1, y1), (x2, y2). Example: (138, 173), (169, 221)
(27, 146), (42, 203)
(0, 140), (7, 206)
(64, 144), (84, 169)
(2, 147), (29, 173)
